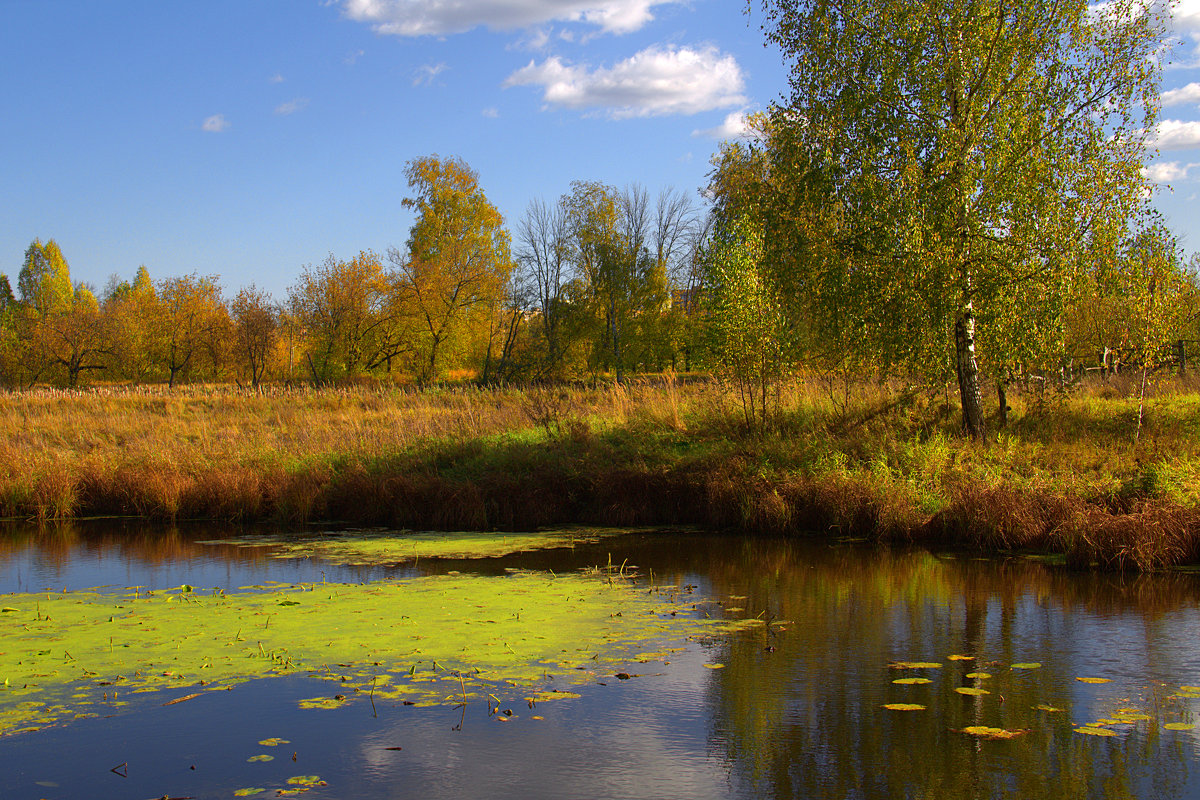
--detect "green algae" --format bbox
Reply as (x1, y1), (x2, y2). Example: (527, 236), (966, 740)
(207, 528), (635, 566)
(0, 569), (760, 735)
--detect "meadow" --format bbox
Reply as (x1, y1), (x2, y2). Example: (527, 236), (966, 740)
(3, 373), (1199, 570)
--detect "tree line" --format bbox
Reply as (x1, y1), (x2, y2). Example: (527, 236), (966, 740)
(6, 0), (1200, 430)
(0, 155), (711, 389)
(698, 0), (1200, 434)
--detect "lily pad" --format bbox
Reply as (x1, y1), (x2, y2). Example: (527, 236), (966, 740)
(882, 703), (925, 711)
(247, 754), (274, 762)
(965, 672), (991, 680)
(1034, 704), (1065, 713)
(258, 738), (291, 746)
(1076, 677), (1111, 684)
(234, 789), (267, 796)
(1010, 663), (1041, 670)
(703, 663), (725, 670)
(286, 776), (327, 786)
(889, 662), (942, 670)
(954, 687), (990, 696)
(1165, 722), (1197, 731)
(892, 677), (932, 685)
(947, 654), (974, 661)
(959, 726), (1027, 739)
(1075, 726), (1118, 737)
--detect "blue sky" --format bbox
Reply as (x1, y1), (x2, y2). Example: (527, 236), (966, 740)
(3, 0), (1200, 301)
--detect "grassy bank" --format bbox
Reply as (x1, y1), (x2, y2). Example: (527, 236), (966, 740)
(3, 376), (1200, 570)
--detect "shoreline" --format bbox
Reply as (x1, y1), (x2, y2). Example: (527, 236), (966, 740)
(4, 379), (1199, 571)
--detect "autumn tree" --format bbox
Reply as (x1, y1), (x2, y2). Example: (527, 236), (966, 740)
(288, 251), (408, 384)
(703, 212), (790, 428)
(754, 0), (1168, 438)
(41, 284), (110, 387)
(559, 181), (671, 382)
(103, 266), (159, 382)
(389, 155), (514, 384)
(149, 274), (228, 387)
(18, 239), (73, 316)
(515, 197), (573, 377)
(231, 285), (280, 387)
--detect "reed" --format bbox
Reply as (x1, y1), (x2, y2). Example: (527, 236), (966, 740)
(3, 375), (1199, 569)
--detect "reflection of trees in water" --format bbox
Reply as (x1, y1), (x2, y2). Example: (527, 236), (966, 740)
(681, 538), (1199, 800)
(0, 524), (1196, 797)
(0, 519), (276, 576)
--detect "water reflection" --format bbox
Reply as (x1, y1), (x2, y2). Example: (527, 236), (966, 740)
(1, 524), (1199, 800)
(694, 540), (1200, 799)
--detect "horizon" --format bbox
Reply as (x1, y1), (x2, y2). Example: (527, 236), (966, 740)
(4, 0), (1200, 300)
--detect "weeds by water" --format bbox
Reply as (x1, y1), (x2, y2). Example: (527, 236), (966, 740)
(3, 375), (1199, 569)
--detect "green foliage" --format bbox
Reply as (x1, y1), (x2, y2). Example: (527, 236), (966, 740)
(752, 0), (1169, 438)
(702, 212), (790, 428)
(18, 238), (73, 316)
(396, 155), (514, 384)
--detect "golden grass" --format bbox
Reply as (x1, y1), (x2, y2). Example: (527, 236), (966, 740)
(3, 374), (1200, 569)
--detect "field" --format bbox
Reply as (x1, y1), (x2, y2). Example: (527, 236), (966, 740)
(3, 373), (1200, 570)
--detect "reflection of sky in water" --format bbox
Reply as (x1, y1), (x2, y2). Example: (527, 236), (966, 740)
(4, 525), (1200, 799)
(0, 524), (419, 593)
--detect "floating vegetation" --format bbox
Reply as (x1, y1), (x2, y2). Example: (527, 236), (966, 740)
(209, 529), (634, 566)
(1075, 726), (1118, 737)
(0, 568), (761, 736)
(1112, 711), (1153, 722)
(965, 672), (991, 680)
(1010, 663), (1042, 670)
(947, 655), (974, 661)
(892, 677), (932, 685)
(882, 703), (926, 711)
(1165, 722), (1197, 731)
(1076, 677), (1111, 684)
(1034, 704), (1065, 713)
(889, 662), (942, 670)
(958, 726), (1028, 739)
(954, 687), (989, 696)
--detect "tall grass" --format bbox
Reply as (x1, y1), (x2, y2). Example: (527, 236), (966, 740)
(3, 374), (1199, 569)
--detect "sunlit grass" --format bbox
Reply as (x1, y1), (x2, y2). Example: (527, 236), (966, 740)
(3, 373), (1199, 568)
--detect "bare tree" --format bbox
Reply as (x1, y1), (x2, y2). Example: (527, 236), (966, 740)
(515, 197), (571, 376)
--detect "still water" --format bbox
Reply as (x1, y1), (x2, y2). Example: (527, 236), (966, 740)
(1, 521), (1199, 800)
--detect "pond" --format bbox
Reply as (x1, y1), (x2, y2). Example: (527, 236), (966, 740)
(1, 521), (1200, 800)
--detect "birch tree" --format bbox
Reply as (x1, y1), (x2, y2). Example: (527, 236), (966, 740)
(392, 155), (514, 384)
(754, 0), (1168, 438)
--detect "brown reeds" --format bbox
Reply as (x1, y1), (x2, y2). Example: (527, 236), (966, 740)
(2, 378), (1199, 570)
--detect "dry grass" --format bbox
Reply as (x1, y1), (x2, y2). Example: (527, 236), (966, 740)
(3, 374), (1200, 569)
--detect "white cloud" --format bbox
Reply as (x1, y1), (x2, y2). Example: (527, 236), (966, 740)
(1175, 0), (1200, 33)
(482, 107), (500, 118)
(269, 73), (285, 84)
(1151, 119), (1200, 149)
(275, 97), (310, 115)
(202, 114), (230, 133)
(413, 62), (448, 87)
(1162, 81), (1200, 106)
(345, 48), (365, 65)
(1145, 161), (1190, 182)
(509, 26), (552, 51)
(692, 110), (755, 139)
(339, 0), (680, 36)
(504, 45), (746, 118)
